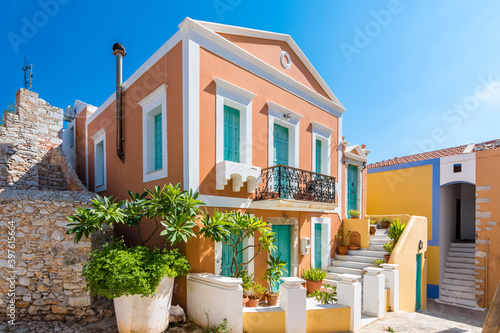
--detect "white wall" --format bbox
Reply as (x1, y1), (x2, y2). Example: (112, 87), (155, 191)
(439, 184), (459, 288)
(440, 153), (475, 186)
(460, 183), (475, 240)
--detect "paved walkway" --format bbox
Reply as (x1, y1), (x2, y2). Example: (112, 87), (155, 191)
(358, 300), (487, 333)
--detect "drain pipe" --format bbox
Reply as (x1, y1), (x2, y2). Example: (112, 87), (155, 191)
(112, 43), (126, 163)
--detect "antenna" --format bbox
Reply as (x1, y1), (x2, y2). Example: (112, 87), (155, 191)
(22, 57), (33, 89)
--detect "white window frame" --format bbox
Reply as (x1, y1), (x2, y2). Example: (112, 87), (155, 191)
(312, 121), (334, 176)
(139, 84), (168, 183)
(214, 78), (256, 166)
(267, 101), (303, 168)
(310, 217), (331, 270)
(91, 128), (106, 193)
(69, 125), (75, 148)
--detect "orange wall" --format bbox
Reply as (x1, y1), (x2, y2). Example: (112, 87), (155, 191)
(475, 147), (500, 307)
(217, 33), (330, 99)
(198, 47), (339, 198)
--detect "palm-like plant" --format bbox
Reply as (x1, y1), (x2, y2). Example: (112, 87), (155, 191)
(264, 255), (288, 294)
(387, 218), (406, 245)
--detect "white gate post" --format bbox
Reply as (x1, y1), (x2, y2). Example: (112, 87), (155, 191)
(363, 267), (385, 318)
(337, 274), (362, 332)
(381, 264), (399, 312)
(279, 277), (306, 333)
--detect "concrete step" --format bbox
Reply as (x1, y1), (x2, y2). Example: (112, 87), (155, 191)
(443, 272), (475, 281)
(442, 276), (475, 286)
(449, 247), (475, 254)
(369, 239), (389, 245)
(327, 266), (364, 276)
(374, 229), (389, 235)
(370, 234), (389, 241)
(334, 254), (384, 264)
(446, 261), (475, 269)
(448, 251), (475, 258)
(438, 295), (479, 308)
(346, 249), (386, 258)
(450, 242), (475, 248)
(440, 289), (476, 300)
(329, 261), (371, 270)
(441, 283), (475, 293)
(448, 256), (475, 264)
(322, 279), (339, 288)
(444, 267), (475, 275)
(368, 244), (385, 251)
(325, 272), (362, 282)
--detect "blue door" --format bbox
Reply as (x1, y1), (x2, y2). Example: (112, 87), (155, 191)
(416, 253), (422, 311)
(347, 165), (358, 216)
(272, 224), (291, 291)
(314, 223), (322, 269)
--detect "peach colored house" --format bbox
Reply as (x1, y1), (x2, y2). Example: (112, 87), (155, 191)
(63, 18), (368, 308)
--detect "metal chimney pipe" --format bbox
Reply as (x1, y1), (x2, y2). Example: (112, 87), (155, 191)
(112, 43), (126, 162)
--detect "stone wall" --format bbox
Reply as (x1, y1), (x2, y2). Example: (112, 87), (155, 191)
(0, 89), (63, 190)
(0, 190), (113, 321)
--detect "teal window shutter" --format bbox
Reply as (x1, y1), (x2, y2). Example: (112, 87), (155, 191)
(315, 139), (322, 174)
(273, 124), (289, 166)
(314, 223), (322, 269)
(154, 113), (162, 170)
(223, 105), (240, 163)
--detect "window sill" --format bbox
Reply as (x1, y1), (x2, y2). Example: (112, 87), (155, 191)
(143, 168), (167, 183)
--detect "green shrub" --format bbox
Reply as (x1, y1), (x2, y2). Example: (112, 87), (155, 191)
(248, 281), (266, 299)
(302, 268), (326, 282)
(373, 259), (384, 267)
(82, 240), (190, 299)
(383, 242), (394, 254)
(203, 317), (231, 333)
(388, 218), (406, 244)
(348, 209), (360, 218)
(310, 284), (337, 304)
(264, 255), (288, 293)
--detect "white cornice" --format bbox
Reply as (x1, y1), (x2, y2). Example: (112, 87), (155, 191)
(214, 78), (256, 100)
(138, 84), (168, 107)
(311, 121), (335, 134)
(267, 101), (303, 120)
(91, 128), (106, 141)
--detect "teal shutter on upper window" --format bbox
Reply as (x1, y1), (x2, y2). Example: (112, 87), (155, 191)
(154, 113), (162, 171)
(273, 124), (289, 166)
(315, 139), (322, 174)
(314, 223), (322, 269)
(224, 105), (240, 163)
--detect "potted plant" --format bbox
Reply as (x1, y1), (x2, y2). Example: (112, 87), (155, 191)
(302, 268), (326, 295)
(238, 270), (252, 307)
(348, 209), (360, 219)
(383, 242), (393, 263)
(67, 183), (203, 333)
(380, 217), (391, 229)
(247, 281), (266, 307)
(336, 228), (351, 255)
(370, 219), (377, 235)
(263, 255), (288, 306)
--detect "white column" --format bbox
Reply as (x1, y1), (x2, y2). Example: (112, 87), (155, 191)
(279, 277), (306, 333)
(337, 275), (362, 332)
(363, 267), (385, 318)
(381, 264), (400, 312)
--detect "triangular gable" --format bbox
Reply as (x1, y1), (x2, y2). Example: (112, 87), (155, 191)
(195, 20), (344, 108)
(345, 145), (368, 162)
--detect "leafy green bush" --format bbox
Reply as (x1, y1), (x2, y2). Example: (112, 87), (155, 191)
(82, 240), (190, 299)
(373, 259), (384, 267)
(388, 218), (406, 244)
(302, 268), (326, 282)
(203, 316), (231, 333)
(310, 284), (337, 304)
(348, 209), (360, 218)
(383, 242), (394, 254)
(248, 281), (266, 299)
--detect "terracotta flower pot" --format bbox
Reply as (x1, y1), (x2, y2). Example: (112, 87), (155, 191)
(384, 254), (390, 263)
(381, 222), (390, 229)
(306, 280), (323, 295)
(243, 295), (249, 307)
(351, 216), (359, 219)
(247, 297), (260, 307)
(370, 226), (377, 235)
(265, 292), (279, 306)
(338, 245), (348, 255)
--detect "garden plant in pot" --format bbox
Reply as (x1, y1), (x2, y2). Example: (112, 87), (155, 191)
(383, 242), (393, 263)
(263, 255), (288, 306)
(302, 268), (326, 295)
(336, 226), (351, 255)
(348, 209), (360, 219)
(238, 270), (252, 307)
(247, 281), (266, 307)
(369, 219), (377, 235)
(67, 184), (203, 333)
(380, 217), (391, 229)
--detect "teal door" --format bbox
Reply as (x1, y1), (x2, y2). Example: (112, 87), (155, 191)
(272, 225), (291, 291)
(224, 105), (240, 163)
(273, 124), (289, 166)
(315, 140), (322, 174)
(347, 165), (358, 216)
(314, 223), (322, 269)
(221, 236), (243, 277)
(416, 253), (422, 311)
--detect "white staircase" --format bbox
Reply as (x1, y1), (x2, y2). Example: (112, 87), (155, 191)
(438, 242), (482, 310)
(325, 229), (389, 286)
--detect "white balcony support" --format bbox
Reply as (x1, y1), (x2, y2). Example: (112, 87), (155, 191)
(216, 160), (261, 193)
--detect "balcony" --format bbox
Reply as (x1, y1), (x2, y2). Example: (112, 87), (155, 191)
(252, 165), (337, 212)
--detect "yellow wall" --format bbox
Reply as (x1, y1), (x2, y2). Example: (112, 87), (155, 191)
(343, 218), (370, 248)
(388, 215), (428, 312)
(305, 306), (351, 333)
(243, 309), (285, 333)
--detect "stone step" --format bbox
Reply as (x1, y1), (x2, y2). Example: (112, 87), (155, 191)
(446, 261), (475, 269)
(368, 244), (385, 251)
(444, 267), (475, 275)
(441, 283), (475, 294)
(449, 247), (475, 254)
(329, 261), (371, 270)
(448, 251), (475, 258)
(442, 276), (475, 286)
(450, 242), (475, 248)
(322, 279), (339, 288)
(438, 295), (479, 308)
(334, 254), (384, 264)
(369, 239), (389, 245)
(448, 256), (475, 264)
(325, 272), (362, 283)
(440, 288), (476, 300)
(443, 272), (475, 281)
(344, 249), (386, 258)
(370, 234), (389, 240)
(327, 266), (364, 276)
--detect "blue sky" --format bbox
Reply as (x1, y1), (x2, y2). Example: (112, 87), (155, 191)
(1, 0), (499, 163)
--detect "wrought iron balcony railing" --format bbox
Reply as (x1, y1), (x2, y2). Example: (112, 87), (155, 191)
(254, 165), (336, 204)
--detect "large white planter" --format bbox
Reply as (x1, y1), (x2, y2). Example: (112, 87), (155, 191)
(114, 276), (175, 333)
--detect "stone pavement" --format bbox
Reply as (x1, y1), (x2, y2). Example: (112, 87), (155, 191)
(0, 318), (203, 333)
(357, 300), (487, 333)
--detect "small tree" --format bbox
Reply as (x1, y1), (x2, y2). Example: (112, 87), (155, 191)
(200, 211), (276, 277)
(263, 255), (287, 294)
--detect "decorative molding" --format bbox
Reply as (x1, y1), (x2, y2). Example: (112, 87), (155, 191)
(280, 51), (291, 69)
(91, 128), (106, 141)
(267, 101), (303, 120)
(214, 78), (257, 100)
(311, 121), (335, 135)
(138, 84), (168, 107)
